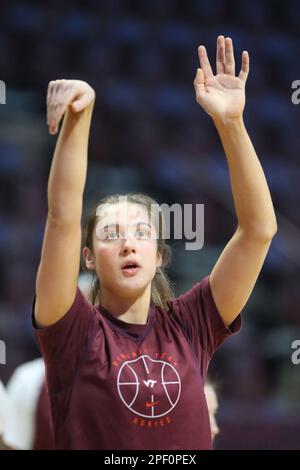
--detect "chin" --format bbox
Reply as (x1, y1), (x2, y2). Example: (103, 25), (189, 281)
(119, 278), (149, 293)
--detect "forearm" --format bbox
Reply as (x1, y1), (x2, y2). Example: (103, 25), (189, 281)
(214, 116), (277, 239)
(48, 101), (94, 222)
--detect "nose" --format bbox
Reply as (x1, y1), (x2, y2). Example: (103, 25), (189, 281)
(120, 236), (136, 255)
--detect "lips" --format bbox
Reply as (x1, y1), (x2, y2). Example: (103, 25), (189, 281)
(120, 260), (141, 277)
(121, 259), (141, 270)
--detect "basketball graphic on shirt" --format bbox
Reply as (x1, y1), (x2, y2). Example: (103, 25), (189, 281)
(117, 355), (181, 418)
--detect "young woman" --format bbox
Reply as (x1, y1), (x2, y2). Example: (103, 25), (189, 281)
(33, 36), (277, 450)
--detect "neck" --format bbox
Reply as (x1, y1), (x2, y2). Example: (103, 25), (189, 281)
(100, 285), (151, 325)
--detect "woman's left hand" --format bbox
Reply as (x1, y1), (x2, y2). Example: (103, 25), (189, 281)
(194, 36), (249, 123)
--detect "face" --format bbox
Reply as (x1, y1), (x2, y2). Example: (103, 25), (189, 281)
(84, 201), (162, 301)
(204, 384), (220, 443)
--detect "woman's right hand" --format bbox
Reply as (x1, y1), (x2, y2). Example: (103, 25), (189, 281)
(46, 79), (95, 135)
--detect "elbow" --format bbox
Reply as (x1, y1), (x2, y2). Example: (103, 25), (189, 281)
(259, 218), (278, 242)
(238, 219), (278, 243)
(251, 230), (277, 245)
(270, 220), (278, 238)
(264, 215), (278, 241)
(260, 225), (277, 243)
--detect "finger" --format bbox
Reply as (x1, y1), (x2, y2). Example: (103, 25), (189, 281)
(52, 103), (67, 127)
(198, 45), (213, 79)
(50, 83), (75, 130)
(239, 50), (249, 82)
(225, 37), (235, 75)
(49, 125), (57, 135)
(49, 101), (60, 129)
(216, 35), (225, 74)
(57, 102), (69, 121)
(46, 81), (55, 126)
(48, 81), (60, 127)
(52, 82), (71, 123)
(194, 68), (206, 100)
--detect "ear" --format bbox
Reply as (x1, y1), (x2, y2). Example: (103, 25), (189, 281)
(82, 246), (96, 270)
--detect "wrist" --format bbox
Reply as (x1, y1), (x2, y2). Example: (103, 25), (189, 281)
(213, 115), (244, 132)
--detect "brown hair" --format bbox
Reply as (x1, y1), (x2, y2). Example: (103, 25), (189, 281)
(82, 193), (175, 309)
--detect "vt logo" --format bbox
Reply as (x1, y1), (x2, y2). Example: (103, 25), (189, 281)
(143, 379), (157, 388)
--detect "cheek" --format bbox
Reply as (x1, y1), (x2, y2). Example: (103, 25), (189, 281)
(141, 243), (159, 268)
(95, 245), (116, 271)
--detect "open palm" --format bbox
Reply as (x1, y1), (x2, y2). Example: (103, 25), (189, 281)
(194, 36), (249, 121)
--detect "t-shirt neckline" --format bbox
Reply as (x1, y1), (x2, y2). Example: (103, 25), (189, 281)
(97, 303), (156, 342)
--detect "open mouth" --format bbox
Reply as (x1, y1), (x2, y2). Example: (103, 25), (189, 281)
(121, 263), (141, 275)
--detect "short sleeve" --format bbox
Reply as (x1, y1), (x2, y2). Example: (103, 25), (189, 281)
(168, 275), (241, 359)
(32, 288), (99, 393)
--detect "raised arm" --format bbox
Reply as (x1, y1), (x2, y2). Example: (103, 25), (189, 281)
(35, 80), (95, 327)
(194, 36), (277, 326)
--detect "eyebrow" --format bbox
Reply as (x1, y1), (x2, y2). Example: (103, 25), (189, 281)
(101, 222), (153, 230)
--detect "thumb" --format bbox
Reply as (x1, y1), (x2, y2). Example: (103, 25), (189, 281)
(71, 100), (84, 112)
(194, 68), (205, 88)
(194, 68), (206, 100)
(71, 95), (90, 112)
(195, 68), (205, 85)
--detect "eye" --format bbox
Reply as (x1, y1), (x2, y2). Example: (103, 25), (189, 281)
(107, 231), (119, 240)
(137, 230), (146, 238)
(136, 229), (150, 239)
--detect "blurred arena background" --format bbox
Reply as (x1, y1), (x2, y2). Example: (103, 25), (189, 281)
(0, 0), (300, 449)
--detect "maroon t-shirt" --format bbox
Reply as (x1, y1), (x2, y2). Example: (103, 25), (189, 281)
(32, 276), (241, 450)
(33, 381), (54, 450)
